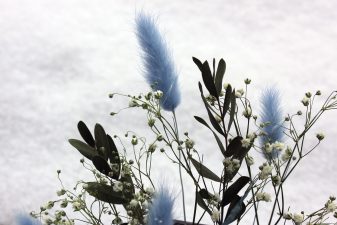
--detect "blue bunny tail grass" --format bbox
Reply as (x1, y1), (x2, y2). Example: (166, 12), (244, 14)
(260, 87), (284, 159)
(147, 187), (174, 225)
(135, 12), (181, 111)
(16, 214), (41, 225)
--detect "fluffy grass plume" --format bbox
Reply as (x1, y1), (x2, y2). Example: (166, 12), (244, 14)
(147, 187), (174, 225)
(16, 214), (41, 225)
(260, 87), (284, 159)
(135, 12), (181, 111)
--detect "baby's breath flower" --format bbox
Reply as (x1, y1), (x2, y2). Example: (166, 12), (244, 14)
(211, 209), (220, 222)
(148, 118), (156, 127)
(241, 138), (251, 148)
(113, 181), (123, 192)
(292, 213), (304, 223)
(243, 106), (252, 118)
(131, 137), (138, 145)
(60, 199), (68, 208)
(259, 163), (273, 180)
(316, 90), (321, 96)
(223, 83), (230, 89)
(129, 99), (138, 107)
(244, 78), (251, 84)
(272, 141), (285, 152)
(235, 89), (245, 98)
(148, 143), (157, 153)
(72, 200), (84, 211)
(305, 92), (312, 98)
(154, 90), (163, 99)
(129, 199), (139, 208)
(316, 132), (325, 141)
(281, 147), (293, 161)
(326, 200), (337, 212)
(157, 134), (163, 141)
(256, 192), (272, 202)
(283, 212), (292, 220)
(301, 96), (310, 106)
(185, 139), (195, 149)
(272, 175), (281, 186)
(57, 189), (66, 196)
(263, 143), (273, 154)
(145, 187), (154, 195)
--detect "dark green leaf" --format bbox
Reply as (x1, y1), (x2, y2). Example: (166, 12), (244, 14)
(190, 157), (221, 182)
(94, 124), (109, 160)
(194, 116), (226, 156)
(77, 121), (95, 147)
(92, 155), (111, 176)
(84, 182), (128, 204)
(192, 57), (203, 72)
(198, 83), (225, 136)
(215, 59), (226, 95)
(222, 176), (250, 206)
(68, 139), (97, 160)
(225, 195), (246, 223)
(199, 189), (212, 199)
(107, 134), (120, 180)
(212, 58), (216, 78)
(225, 136), (243, 157)
(196, 191), (211, 214)
(222, 85), (232, 119)
(201, 61), (218, 98)
(233, 145), (250, 161)
(227, 90), (236, 132)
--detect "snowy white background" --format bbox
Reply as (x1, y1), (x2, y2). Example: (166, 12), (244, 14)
(1, 0), (337, 224)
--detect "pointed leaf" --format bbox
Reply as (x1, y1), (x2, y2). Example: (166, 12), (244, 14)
(77, 121), (95, 147)
(224, 195), (246, 224)
(190, 157), (221, 182)
(227, 90), (236, 132)
(212, 58), (216, 78)
(68, 139), (97, 160)
(215, 59), (226, 95)
(201, 61), (218, 98)
(196, 190), (212, 214)
(84, 182), (128, 204)
(107, 134), (121, 179)
(94, 124), (109, 160)
(194, 116), (226, 156)
(92, 155), (112, 176)
(222, 85), (232, 119)
(192, 57), (203, 72)
(225, 136), (243, 157)
(222, 176), (250, 206)
(198, 83), (225, 136)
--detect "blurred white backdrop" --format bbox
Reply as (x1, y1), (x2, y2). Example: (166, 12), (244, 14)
(1, 0), (337, 224)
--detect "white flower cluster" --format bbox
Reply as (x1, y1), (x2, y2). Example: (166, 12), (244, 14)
(223, 158), (241, 174)
(255, 192), (272, 202)
(211, 209), (220, 222)
(263, 141), (285, 154)
(258, 163), (273, 180)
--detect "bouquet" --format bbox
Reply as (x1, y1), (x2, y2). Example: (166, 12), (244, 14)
(24, 12), (337, 225)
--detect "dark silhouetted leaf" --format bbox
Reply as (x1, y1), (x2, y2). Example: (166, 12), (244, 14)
(212, 58), (216, 78)
(222, 176), (250, 206)
(224, 195), (246, 224)
(92, 155), (111, 176)
(196, 191), (211, 214)
(199, 189), (212, 199)
(68, 139), (97, 160)
(228, 90), (236, 132)
(94, 124), (109, 160)
(84, 182), (128, 204)
(77, 121), (95, 147)
(190, 157), (221, 182)
(194, 116), (226, 156)
(225, 136), (243, 157)
(233, 145), (251, 161)
(201, 61), (218, 98)
(198, 83), (225, 136)
(192, 57), (203, 72)
(222, 85), (232, 119)
(107, 134), (120, 180)
(215, 59), (226, 95)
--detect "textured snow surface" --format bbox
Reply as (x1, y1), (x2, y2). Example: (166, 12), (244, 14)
(1, 0), (337, 224)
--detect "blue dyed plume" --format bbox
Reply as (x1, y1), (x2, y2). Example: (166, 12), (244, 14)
(260, 87), (284, 159)
(16, 214), (41, 225)
(135, 12), (181, 111)
(147, 187), (174, 225)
